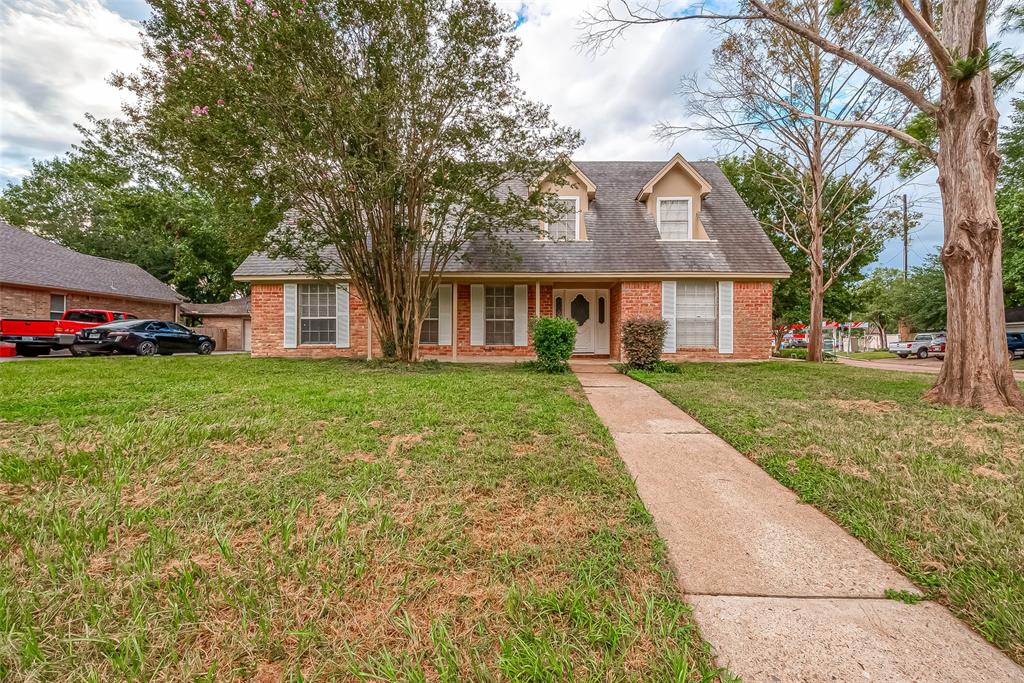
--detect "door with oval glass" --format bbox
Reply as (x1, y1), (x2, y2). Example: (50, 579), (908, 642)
(562, 289), (595, 353)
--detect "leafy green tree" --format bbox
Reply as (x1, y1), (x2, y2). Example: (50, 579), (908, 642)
(584, 0), (1024, 411)
(719, 153), (888, 340)
(0, 117), (266, 303)
(855, 256), (946, 342)
(116, 0), (579, 361)
(998, 99), (1024, 308)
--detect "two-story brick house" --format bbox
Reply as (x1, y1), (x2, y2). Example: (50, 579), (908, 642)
(234, 155), (790, 361)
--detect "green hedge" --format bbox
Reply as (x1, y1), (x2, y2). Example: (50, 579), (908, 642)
(531, 317), (577, 372)
(621, 317), (667, 370)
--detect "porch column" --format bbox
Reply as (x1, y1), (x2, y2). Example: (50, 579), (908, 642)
(451, 284), (458, 361)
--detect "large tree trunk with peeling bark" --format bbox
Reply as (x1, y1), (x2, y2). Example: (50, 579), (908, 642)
(926, 38), (1024, 410)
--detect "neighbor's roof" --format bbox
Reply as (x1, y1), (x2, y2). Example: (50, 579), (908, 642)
(1007, 306), (1024, 324)
(234, 161), (791, 279)
(0, 221), (182, 303)
(181, 296), (251, 317)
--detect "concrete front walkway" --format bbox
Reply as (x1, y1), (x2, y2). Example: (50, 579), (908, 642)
(574, 362), (1024, 682)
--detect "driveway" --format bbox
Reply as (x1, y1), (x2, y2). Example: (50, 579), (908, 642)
(574, 362), (1024, 682)
(839, 355), (1024, 380)
(0, 350), (247, 362)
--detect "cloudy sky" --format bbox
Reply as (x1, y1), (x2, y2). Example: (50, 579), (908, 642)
(0, 0), (1016, 267)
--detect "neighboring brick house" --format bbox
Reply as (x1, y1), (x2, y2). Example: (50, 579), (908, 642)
(1, 222), (181, 321)
(234, 155), (790, 361)
(180, 296), (252, 351)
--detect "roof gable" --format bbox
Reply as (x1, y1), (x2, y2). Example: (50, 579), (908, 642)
(636, 153), (712, 201)
(0, 222), (182, 303)
(537, 158), (597, 199)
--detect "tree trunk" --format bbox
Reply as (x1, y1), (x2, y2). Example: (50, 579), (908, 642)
(807, 231), (825, 362)
(925, 50), (1024, 411)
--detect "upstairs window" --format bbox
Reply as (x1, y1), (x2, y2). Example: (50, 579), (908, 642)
(546, 197), (579, 241)
(657, 198), (691, 240)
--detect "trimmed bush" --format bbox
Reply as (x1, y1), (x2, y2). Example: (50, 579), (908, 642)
(775, 348), (808, 360)
(531, 316), (577, 372)
(621, 317), (667, 370)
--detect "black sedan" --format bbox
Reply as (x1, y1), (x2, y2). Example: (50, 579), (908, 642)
(74, 320), (216, 356)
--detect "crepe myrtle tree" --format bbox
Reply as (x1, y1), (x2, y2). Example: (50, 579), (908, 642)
(584, 0), (1024, 411)
(118, 0), (580, 361)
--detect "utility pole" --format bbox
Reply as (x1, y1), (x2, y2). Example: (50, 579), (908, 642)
(902, 194), (909, 281)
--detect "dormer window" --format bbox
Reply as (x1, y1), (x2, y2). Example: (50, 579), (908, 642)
(547, 197), (579, 241)
(657, 197), (692, 240)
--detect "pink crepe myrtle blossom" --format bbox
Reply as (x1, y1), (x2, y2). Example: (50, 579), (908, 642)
(271, 9), (279, 15)
(296, 7), (303, 14)
(182, 48), (193, 58)
(191, 105), (209, 116)
(246, 62), (254, 72)
(217, 98), (226, 106)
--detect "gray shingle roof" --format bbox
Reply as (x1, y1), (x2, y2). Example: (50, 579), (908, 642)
(0, 222), (182, 303)
(234, 160), (790, 278)
(181, 296), (251, 317)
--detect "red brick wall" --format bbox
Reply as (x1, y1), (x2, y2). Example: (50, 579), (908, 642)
(0, 284), (177, 321)
(249, 280), (773, 361)
(250, 283), (371, 358)
(451, 283), (549, 357)
(612, 280), (773, 361)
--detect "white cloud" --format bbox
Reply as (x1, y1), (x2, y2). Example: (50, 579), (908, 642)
(0, 0), (143, 183)
(505, 0), (720, 160)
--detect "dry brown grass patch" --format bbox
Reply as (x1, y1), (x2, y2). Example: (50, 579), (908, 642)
(829, 399), (898, 414)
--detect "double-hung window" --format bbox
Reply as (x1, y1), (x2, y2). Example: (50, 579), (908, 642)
(485, 285), (515, 345)
(299, 283), (336, 344)
(421, 291), (440, 344)
(49, 294), (66, 320)
(676, 281), (717, 347)
(658, 198), (691, 240)
(547, 197), (579, 241)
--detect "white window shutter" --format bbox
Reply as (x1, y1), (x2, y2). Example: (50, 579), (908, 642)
(661, 281), (676, 352)
(514, 284), (528, 346)
(283, 283), (297, 349)
(336, 283), (350, 348)
(437, 284), (453, 345)
(470, 284), (485, 346)
(718, 281), (734, 354)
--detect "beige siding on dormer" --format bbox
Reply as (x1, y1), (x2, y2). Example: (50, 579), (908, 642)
(540, 176), (589, 240)
(644, 166), (709, 240)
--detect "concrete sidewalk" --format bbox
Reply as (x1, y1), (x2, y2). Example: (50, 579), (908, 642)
(574, 362), (1024, 682)
(837, 355), (1024, 380)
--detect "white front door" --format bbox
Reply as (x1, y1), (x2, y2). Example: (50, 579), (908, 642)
(565, 290), (595, 353)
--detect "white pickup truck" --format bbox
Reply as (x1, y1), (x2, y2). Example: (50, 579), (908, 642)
(888, 332), (945, 359)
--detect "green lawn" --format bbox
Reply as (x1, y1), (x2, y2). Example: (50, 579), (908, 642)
(0, 356), (720, 681)
(631, 362), (1024, 665)
(836, 350), (895, 360)
(1012, 358), (1024, 370)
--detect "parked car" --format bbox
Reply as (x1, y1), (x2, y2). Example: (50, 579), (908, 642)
(888, 332), (945, 359)
(74, 320), (216, 356)
(0, 309), (137, 356)
(1008, 332), (1024, 359)
(928, 339), (946, 359)
(782, 332), (808, 349)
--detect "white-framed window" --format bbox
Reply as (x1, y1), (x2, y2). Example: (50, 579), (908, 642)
(676, 281), (717, 347)
(421, 290), (440, 344)
(299, 283), (336, 344)
(657, 197), (692, 240)
(485, 285), (515, 345)
(545, 197), (579, 241)
(49, 294), (66, 320)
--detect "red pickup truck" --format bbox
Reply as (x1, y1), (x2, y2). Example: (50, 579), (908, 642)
(0, 309), (137, 356)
